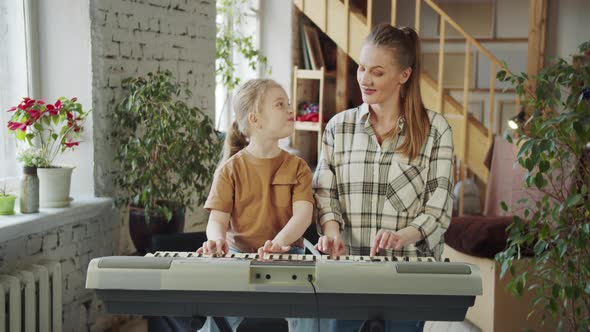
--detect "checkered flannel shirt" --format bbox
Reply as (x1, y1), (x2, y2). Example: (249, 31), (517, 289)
(313, 103), (454, 260)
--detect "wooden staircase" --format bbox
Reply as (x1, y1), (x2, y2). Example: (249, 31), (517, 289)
(294, 0), (521, 215)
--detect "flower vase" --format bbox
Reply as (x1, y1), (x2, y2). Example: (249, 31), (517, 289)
(20, 166), (40, 213)
(37, 166), (74, 208)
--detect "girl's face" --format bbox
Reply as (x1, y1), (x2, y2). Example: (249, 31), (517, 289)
(254, 86), (294, 139)
(357, 43), (411, 106)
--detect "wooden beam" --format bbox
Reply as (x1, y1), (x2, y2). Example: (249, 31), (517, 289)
(336, 47), (350, 113)
(415, 0), (421, 33)
(291, 66), (299, 148)
(437, 18), (446, 114)
(391, 0), (397, 26)
(527, 0), (548, 88)
(459, 41), (471, 216)
(488, 63), (496, 145)
(367, 0), (373, 29)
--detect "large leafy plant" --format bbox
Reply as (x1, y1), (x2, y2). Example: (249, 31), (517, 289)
(495, 42), (590, 331)
(111, 71), (222, 221)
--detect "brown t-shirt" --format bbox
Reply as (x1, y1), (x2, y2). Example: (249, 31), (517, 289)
(204, 149), (313, 252)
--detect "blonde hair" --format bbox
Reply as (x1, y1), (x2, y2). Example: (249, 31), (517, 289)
(219, 79), (283, 166)
(365, 23), (430, 161)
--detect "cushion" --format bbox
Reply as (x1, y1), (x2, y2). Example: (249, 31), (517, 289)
(445, 215), (513, 258)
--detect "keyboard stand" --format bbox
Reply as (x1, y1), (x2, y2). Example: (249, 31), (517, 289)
(189, 316), (233, 332)
(360, 318), (385, 332)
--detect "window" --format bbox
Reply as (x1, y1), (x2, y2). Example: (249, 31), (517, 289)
(215, 0), (262, 132)
(0, 0), (29, 181)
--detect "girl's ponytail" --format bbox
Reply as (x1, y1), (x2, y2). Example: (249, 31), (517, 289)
(218, 120), (248, 167)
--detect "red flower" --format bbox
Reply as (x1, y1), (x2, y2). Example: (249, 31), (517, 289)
(64, 141), (80, 148)
(7, 106), (17, 112)
(7, 121), (27, 131)
(25, 109), (42, 120)
(46, 104), (58, 115)
(67, 112), (73, 120)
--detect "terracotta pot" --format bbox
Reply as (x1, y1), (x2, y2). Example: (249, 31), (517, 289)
(128, 206), (185, 254)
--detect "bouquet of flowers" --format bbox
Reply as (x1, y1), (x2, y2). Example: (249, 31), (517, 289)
(7, 97), (88, 167)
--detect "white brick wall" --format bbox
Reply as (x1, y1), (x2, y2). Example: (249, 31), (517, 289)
(0, 204), (116, 332)
(90, 0), (216, 251)
(91, 0), (216, 197)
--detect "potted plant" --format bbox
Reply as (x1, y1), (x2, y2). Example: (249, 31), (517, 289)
(111, 71), (222, 254)
(0, 185), (17, 215)
(16, 147), (45, 213)
(7, 97), (89, 207)
(495, 41), (590, 331)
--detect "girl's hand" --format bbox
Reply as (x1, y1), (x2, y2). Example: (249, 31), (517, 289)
(315, 234), (345, 257)
(197, 238), (228, 256)
(257, 240), (291, 259)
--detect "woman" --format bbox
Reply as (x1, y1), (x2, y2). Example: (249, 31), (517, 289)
(313, 23), (454, 332)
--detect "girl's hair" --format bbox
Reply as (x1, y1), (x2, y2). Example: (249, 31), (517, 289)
(365, 23), (430, 161)
(218, 78), (282, 166)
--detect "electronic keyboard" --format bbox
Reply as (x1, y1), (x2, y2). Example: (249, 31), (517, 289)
(86, 252), (482, 322)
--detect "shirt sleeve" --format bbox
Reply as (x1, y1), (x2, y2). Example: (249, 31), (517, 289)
(292, 160), (314, 204)
(204, 165), (234, 213)
(409, 125), (454, 252)
(313, 122), (345, 233)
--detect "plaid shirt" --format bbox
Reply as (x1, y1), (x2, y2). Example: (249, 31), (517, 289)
(313, 103), (454, 260)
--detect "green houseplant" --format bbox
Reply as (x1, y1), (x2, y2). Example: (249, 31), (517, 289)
(495, 42), (590, 331)
(7, 97), (89, 207)
(111, 71), (222, 253)
(0, 185), (17, 215)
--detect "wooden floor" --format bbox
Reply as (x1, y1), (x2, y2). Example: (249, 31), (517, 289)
(122, 318), (482, 331)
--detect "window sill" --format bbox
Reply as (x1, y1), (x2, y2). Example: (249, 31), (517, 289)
(0, 196), (113, 243)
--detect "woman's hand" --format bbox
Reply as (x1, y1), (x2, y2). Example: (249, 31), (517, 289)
(315, 233), (346, 257)
(257, 240), (291, 259)
(197, 238), (228, 256)
(370, 227), (422, 256)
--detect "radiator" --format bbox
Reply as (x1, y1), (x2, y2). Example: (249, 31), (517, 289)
(0, 262), (62, 332)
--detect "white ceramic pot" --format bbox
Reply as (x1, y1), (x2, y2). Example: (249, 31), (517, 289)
(37, 166), (74, 208)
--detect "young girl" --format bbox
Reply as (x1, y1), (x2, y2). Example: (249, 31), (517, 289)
(197, 78), (315, 332)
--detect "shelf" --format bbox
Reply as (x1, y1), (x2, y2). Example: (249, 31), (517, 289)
(295, 69), (336, 80)
(294, 121), (321, 132)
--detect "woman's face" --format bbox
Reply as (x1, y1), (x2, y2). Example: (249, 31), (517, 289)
(357, 43), (410, 106)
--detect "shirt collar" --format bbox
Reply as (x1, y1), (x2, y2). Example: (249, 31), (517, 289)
(358, 103), (371, 129)
(358, 103), (406, 134)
